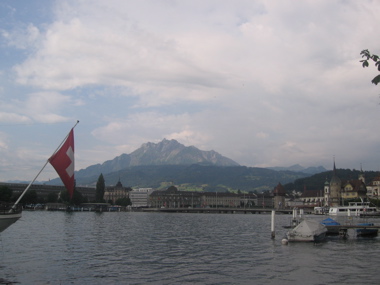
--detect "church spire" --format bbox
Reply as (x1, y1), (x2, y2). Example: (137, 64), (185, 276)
(333, 156), (336, 174)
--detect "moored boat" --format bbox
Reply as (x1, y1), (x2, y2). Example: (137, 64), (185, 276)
(328, 202), (378, 217)
(321, 217), (341, 236)
(287, 219), (327, 242)
(356, 223), (378, 237)
(0, 204), (22, 232)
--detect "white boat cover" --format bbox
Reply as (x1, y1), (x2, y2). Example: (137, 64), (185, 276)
(287, 219), (327, 241)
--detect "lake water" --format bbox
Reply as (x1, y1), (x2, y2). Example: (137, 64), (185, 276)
(0, 211), (379, 284)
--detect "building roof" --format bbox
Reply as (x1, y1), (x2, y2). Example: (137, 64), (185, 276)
(342, 179), (366, 193)
(273, 183), (285, 196)
(301, 190), (323, 198)
(330, 162), (341, 185)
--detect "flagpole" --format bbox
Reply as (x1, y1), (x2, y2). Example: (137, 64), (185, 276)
(10, 120), (79, 212)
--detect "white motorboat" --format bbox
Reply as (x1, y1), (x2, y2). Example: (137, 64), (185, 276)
(328, 202), (378, 216)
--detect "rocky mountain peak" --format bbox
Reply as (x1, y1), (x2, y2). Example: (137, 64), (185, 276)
(75, 139), (239, 178)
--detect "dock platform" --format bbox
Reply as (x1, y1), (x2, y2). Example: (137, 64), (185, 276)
(141, 207), (304, 214)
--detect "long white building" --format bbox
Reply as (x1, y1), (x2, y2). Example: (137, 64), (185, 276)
(129, 188), (155, 208)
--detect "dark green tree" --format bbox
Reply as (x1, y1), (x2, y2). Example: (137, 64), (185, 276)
(115, 197), (131, 206)
(167, 185), (178, 192)
(360, 49), (380, 85)
(0, 186), (13, 202)
(58, 189), (87, 205)
(71, 189), (87, 205)
(95, 173), (106, 203)
(47, 192), (58, 203)
(0, 185), (13, 202)
(20, 190), (38, 204)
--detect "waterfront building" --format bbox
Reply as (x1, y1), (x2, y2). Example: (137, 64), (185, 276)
(149, 186), (258, 208)
(300, 190), (324, 209)
(200, 192), (241, 208)
(323, 162), (367, 206)
(366, 174), (380, 198)
(103, 180), (131, 204)
(256, 194), (273, 208)
(327, 162), (341, 206)
(323, 179), (330, 206)
(286, 198), (304, 208)
(273, 183), (285, 209)
(129, 188), (155, 208)
(149, 186), (201, 208)
(0, 182), (96, 201)
(341, 179), (366, 201)
(239, 193), (257, 208)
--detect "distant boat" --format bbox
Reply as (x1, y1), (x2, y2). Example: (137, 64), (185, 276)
(321, 217), (341, 236)
(328, 202), (378, 216)
(0, 204), (22, 232)
(356, 223), (378, 237)
(287, 219), (327, 242)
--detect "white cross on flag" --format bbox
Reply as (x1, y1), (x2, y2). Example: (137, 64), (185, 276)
(49, 128), (75, 198)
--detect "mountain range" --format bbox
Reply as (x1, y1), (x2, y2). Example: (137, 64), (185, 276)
(267, 164), (327, 174)
(46, 139), (324, 192)
(75, 138), (239, 178)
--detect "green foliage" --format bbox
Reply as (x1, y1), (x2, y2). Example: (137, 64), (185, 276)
(167, 185), (178, 192)
(115, 197), (131, 206)
(90, 165), (308, 192)
(369, 198), (380, 207)
(20, 190), (38, 204)
(360, 49), (380, 85)
(283, 169), (379, 193)
(47, 192), (58, 203)
(71, 190), (87, 205)
(59, 189), (87, 205)
(95, 173), (105, 202)
(0, 186), (13, 202)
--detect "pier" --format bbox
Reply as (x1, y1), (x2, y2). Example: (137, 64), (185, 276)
(325, 225), (380, 230)
(141, 207), (304, 214)
(324, 224), (380, 238)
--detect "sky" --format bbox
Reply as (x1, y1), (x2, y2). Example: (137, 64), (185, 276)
(1, 0), (380, 182)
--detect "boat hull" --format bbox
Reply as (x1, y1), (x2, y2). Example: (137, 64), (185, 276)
(287, 232), (326, 242)
(0, 212), (22, 232)
(356, 223), (378, 237)
(0, 205), (22, 232)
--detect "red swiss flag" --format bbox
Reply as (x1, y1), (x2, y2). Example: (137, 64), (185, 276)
(49, 129), (75, 198)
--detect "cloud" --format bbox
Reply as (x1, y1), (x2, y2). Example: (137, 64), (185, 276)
(0, 112), (31, 123)
(11, 1), (377, 106)
(0, 91), (77, 124)
(2, 0), (380, 182)
(1, 23), (40, 49)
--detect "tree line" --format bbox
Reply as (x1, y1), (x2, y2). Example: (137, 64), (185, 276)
(0, 173), (131, 207)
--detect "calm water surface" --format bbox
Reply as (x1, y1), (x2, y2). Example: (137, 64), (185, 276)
(0, 211), (379, 284)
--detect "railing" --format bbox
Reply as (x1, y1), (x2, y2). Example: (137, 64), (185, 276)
(0, 204), (22, 215)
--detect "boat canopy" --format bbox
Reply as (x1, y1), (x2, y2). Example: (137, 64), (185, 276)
(289, 219), (327, 236)
(321, 217), (340, 226)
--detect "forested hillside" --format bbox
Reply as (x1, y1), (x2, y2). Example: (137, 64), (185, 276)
(283, 169), (379, 192)
(72, 164), (308, 192)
